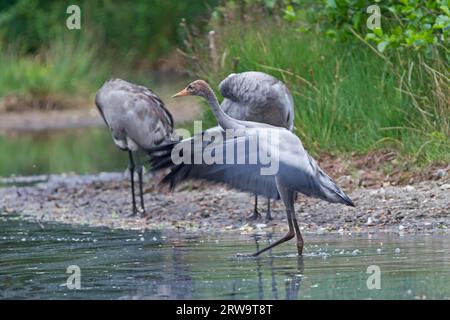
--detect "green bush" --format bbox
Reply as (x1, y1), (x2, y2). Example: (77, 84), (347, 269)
(186, 1), (449, 164)
(282, 0), (449, 54)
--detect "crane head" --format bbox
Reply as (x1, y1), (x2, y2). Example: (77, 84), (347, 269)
(172, 80), (213, 99)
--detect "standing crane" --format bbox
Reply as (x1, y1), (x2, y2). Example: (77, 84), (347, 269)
(214, 72), (295, 221)
(95, 78), (173, 216)
(149, 80), (354, 256)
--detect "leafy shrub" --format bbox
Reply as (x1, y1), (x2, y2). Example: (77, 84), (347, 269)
(282, 0), (449, 54)
(186, 0), (449, 164)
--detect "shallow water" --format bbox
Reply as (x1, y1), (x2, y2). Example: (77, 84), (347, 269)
(0, 128), (127, 177)
(0, 76), (199, 177)
(1, 215), (449, 299)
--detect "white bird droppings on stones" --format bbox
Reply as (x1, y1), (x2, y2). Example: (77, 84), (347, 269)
(439, 184), (450, 190)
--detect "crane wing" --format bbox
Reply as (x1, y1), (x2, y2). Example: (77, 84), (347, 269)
(95, 79), (174, 149)
(219, 72), (294, 130)
(148, 127), (280, 199)
(148, 127), (354, 206)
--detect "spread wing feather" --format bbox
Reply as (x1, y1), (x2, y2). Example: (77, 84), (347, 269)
(148, 128), (354, 206)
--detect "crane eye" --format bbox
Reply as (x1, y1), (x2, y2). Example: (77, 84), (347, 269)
(187, 85), (193, 91)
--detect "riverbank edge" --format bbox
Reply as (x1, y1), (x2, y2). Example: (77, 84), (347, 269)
(1, 172), (449, 236)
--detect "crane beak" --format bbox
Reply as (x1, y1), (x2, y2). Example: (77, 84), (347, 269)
(172, 88), (190, 98)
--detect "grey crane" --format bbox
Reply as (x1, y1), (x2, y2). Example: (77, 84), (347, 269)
(219, 72), (294, 131)
(95, 78), (174, 216)
(149, 80), (354, 256)
(219, 72), (294, 221)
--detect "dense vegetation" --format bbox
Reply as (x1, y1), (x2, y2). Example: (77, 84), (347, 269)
(0, 0), (448, 168)
(0, 0), (217, 98)
(184, 0), (450, 165)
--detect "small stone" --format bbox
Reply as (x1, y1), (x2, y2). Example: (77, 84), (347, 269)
(394, 248), (401, 253)
(439, 184), (450, 190)
(404, 185), (415, 192)
(436, 169), (447, 179)
(369, 188), (385, 198)
(337, 175), (354, 185)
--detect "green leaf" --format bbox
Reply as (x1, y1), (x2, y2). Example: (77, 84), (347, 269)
(377, 40), (389, 52)
(433, 15), (450, 29)
(373, 27), (383, 36)
(263, 0), (276, 9)
(325, 29), (337, 38)
(365, 33), (378, 41)
(439, 5), (450, 16)
(283, 5), (296, 22)
(326, 0), (337, 9)
(352, 12), (362, 29)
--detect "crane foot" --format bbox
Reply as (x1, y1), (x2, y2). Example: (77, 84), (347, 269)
(247, 210), (262, 221)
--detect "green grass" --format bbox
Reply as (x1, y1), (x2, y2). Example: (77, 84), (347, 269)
(192, 19), (450, 165)
(0, 36), (108, 98)
(0, 0), (217, 101)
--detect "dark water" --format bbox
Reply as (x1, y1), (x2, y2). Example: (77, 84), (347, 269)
(0, 76), (195, 177)
(0, 128), (127, 177)
(1, 215), (449, 299)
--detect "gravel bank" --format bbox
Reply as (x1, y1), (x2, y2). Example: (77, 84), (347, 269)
(1, 172), (449, 236)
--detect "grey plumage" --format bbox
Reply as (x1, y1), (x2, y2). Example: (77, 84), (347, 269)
(219, 71), (294, 131)
(95, 78), (174, 216)
(150, 127), (353, 207)
(158, 79), (354, 256)
(218, 71), (295, 220)
(95, 78), (173, 151)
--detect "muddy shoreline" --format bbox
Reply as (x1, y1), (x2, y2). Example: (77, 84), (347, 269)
(1, 172), (449, 236)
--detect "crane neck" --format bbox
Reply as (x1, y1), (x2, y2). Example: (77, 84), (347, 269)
(205, 90), (243, 130)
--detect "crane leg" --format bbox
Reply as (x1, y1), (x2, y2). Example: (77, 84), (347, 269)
(291, 192), (303, 254)
(128, 151), (138, 217)
(250, 178), (301, 256)
(251, 209), (294, 256)
(265, 198), (273, 221)
(137, 165), (147, 216)
(247, 193), (262, 221)
(292, 214), (304, 255)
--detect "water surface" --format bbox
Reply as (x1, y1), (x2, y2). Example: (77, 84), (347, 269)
(0, 128), (126, 176)
(1, 215), (449, 299)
